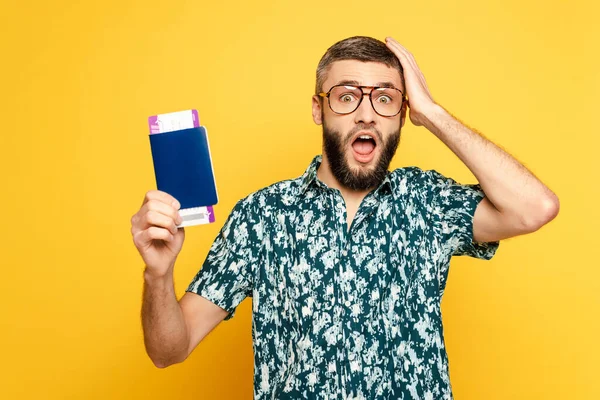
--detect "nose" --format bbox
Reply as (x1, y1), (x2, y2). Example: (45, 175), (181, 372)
(354, 90), (377, 125)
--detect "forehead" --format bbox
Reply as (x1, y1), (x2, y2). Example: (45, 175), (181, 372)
(322, 60), (403, 91)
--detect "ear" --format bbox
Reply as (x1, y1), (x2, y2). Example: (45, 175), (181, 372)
(400, 100), (407, 127)
(312, 95), (323, 125)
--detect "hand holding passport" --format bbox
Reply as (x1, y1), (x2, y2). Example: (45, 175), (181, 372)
(147, 109), (218, 228)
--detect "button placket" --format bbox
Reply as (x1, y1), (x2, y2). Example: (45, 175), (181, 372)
(328, 189), (348, 395)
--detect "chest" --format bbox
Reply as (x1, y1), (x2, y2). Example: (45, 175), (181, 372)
(263, 196), (437, 311)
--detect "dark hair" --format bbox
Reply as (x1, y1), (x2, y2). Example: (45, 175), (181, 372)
(315, 36), (405, 95)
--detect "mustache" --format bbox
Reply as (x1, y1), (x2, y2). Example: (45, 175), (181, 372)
(342, 125), (383, 146)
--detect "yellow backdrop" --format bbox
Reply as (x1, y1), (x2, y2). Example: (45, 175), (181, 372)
(1, 0), (598, 398)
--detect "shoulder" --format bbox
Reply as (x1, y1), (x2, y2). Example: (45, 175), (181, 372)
(230, 175), (304, 214)
(387, 165), (432, 194)
(389, 165), (425, 182)
(388, 166), (459, 191)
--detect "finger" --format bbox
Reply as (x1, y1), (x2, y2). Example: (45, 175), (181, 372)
(385, 38), (421, 74)
(386, 40), (418, 72)
(134, 227), (174, 247)
(385, 37), (410, 56)
(421, 75), (431, 92)
(142, 190), (181, 210)
(142, 209), (179, 235)
(385, 38), (409, 61)
(386, 37), (414, 62)
(386, 42), (418, 79)
(143, 199), (182, 225)
(132, 199), (181, 235)
(385, 36), (403, 47)
(386, 40), (431, 94)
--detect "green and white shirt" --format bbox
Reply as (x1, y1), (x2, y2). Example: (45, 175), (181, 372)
(186, 154), (500, 399)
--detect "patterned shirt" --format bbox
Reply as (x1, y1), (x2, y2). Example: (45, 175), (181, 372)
(186, 154), (500, 399)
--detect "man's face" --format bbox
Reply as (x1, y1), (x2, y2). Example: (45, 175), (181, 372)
(312, 60), (407, 191)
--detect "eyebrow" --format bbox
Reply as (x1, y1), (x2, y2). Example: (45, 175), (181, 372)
(335, 79), (399, 89)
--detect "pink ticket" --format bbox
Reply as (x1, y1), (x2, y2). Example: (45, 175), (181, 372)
(148, 109), (199, 134)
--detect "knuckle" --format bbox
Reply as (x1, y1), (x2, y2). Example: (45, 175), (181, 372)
(132, 230), (143, 246)
(156, 227), (170, 240)
(147, 226), (160, 238)
(145, 190), (164, 203)
(146, 210), (158, 224)
(158, 190), (171, 201)
(164, 191), (175, 201)
(146, 199), (158, 210)
(144, 210), (155, 225)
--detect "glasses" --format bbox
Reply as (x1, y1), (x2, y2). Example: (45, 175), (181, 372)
(318, 84), (406, 117)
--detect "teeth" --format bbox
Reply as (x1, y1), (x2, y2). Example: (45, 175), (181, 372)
(359, 135), (372, 139)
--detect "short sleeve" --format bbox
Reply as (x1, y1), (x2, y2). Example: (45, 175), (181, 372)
(426, 169), (500, 260)
(185, 198), (263, 321)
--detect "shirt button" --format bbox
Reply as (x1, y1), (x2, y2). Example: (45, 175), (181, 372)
(344, 300), (351, 307)
(341, 249), (348, 257)
(348, 353), (356, 361)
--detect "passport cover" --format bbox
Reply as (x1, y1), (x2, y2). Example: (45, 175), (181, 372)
(148, 126), (218, 209)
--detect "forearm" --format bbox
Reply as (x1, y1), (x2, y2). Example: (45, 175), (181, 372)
(142, 269), (190, 368)
(422, 104), (559, 227)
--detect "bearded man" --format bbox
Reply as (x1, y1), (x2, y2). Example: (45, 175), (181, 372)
(131, 36), (559, 399)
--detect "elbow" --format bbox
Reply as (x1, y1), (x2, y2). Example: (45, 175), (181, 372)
(523, 194), (560, 231)
(151, 355), (172, 369)
(152, 359), (169, 369)
(147, 348), (189, 369)
(150, 354), (186, 369)
(147, 353), (171, 368)
(153, 361), (179, 369)
(144, 330), (192, 369)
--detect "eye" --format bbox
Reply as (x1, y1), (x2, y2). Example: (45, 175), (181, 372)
(375, 95), (393, 104)
(339, 93), (357, 103)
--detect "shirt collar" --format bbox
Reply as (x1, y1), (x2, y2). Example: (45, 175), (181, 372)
(299, 155), (324, 195)
(299, 154), (395, 197)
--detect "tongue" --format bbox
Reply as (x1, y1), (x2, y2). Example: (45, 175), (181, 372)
(352, 139), (375, 155)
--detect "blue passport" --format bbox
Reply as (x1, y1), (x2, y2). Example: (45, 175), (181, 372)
(148, 126), (218, 210)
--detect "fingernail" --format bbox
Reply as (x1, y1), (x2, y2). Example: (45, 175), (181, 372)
(172, 200), (181, 210)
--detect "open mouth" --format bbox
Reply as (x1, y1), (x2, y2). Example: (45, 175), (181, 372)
(351, 133), (377, 163)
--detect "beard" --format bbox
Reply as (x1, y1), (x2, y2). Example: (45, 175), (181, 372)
(322, 119), (400, 191)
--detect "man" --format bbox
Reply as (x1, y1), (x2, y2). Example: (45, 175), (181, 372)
(131, 36), (559, 399)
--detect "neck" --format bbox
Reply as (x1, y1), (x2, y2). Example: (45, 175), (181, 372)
(316, 152), (373, 205)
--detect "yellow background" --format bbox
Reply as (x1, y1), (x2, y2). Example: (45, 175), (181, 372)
(1, 0), (598, 398)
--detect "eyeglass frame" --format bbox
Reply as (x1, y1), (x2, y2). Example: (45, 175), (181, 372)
(317, 84), (407, 117)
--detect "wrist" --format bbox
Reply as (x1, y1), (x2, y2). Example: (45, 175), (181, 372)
(143, 265), (174, 285)
(421, 103), (449, 133)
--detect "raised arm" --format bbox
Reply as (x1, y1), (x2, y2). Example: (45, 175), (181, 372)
(385, 37), (560, 242)
(132, 190), (228, 368)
